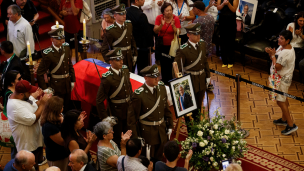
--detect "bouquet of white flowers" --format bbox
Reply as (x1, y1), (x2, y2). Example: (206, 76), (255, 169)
(178, 108), (248, 171)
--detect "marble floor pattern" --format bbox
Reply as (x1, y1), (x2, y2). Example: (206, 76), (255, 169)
(0, 47), (304, 170)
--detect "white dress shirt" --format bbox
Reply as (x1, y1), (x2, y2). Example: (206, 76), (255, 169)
(131, 4), (139, 9)
(79, 164), (87, 171)
(111, 67), (121, 75)
(116, 21), (125, 29)
(7, 16), (34, 57)
(142, 0), (163, 25)
(188, 40), (198, 50)
(145, 82), (156, 94)
(52, 43), (61, 52)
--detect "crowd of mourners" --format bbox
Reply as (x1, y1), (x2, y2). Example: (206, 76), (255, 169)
(0, 0), (303, 170)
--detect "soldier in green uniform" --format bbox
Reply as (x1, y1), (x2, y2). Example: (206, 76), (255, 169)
(37, 28), (75, 113)
(128, 64), (173, 162)
(174, 23), (211, 126)
(100, 4), (138, 72)
(96, 48), (133, 145)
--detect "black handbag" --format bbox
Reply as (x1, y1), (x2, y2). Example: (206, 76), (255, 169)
(155, 24), (171, 49)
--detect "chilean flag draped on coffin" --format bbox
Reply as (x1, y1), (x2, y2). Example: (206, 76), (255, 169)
(71, 58), (145, 106)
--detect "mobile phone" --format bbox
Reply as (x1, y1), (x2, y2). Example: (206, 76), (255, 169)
(222, 160), (229, 171)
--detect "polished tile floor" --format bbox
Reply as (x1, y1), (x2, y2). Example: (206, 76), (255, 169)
(0, 46), (304, 170)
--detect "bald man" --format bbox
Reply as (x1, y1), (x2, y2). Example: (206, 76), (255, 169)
(68, 149), (96, 171)
(4, 150), (35, 171)
(45, 167), (61, 171)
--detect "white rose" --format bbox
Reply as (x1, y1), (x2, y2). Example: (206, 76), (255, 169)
(208, 162), (211, 165)
(206, 151), (210, 155)
(209, 130), (214, 135)
(225, 130), (230, 134)
(210, 157), (214, 161)
(214, 144), (216, 147)
(212, 152), (214, 155)
(222, 154), (226, 157)
(199, 142), (205, 147)
(213, 124), (218, 130)
(232, 146), (235, 151)
(197, 131), (203, 137)
(212, 162), (218, 167)
(204, 140), (208, 145)
(219, 119), (223, 123)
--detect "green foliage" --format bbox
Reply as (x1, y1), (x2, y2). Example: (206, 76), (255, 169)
(178, 108), (249, 171)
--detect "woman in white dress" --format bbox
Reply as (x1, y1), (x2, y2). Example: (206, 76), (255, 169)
(265, 30), (298, 135)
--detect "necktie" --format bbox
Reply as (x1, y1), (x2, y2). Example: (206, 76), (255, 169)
(121, 25), (124, 30)
(196, 44), (199, 50)
(153, 87), (157, 98)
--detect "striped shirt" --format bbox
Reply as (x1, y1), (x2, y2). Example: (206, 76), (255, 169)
(98, 140), (121, 171)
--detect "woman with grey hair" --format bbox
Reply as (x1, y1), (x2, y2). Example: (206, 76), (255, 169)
(94, 121), (132, 171)
(101, 8), (115, 38)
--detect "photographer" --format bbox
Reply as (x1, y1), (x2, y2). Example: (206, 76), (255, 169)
(7, 80), (51, 171)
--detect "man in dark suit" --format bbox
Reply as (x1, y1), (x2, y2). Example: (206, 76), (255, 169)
(0, 41), (25, 91)
(242, 4), (251, 25)
(68, 149), (96, 171)
(178, 84), (193, 111)
(126, 0), (153, 74)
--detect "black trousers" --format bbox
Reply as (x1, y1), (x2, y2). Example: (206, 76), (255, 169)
(184, 90), (206, 132)
(219, 14), (236, 65)
(55, 92), (72, 114)
(157, 45), (174, 85)
(31, 147), (43, 171)
(133, 48), (150, 75)
(113, 118), (128, 147)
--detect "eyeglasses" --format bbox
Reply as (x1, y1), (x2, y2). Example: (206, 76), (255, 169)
(104, 129), (114, 135)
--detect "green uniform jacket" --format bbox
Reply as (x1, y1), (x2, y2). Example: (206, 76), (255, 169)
(174, 40), (210, 93)
(128, 82), (173, 145)
(101, 21), (138, 72)
(96, 66), (133, 120)
(37, 43), (75, 95)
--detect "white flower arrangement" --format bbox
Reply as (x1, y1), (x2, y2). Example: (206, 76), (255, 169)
(177, 108), (248, 171)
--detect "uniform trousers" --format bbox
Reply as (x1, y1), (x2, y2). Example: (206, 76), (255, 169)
(184, 89), (206, 131)
(55, 92), (72, 114)
(113, 118), (128, 147)
(140, 134), (165, 162)
(219, 14), (236, 65)
(134, 48), (150, 75)
(157, 45), (174, 85)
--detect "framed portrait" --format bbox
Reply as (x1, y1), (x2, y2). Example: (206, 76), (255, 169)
(237, 0), (258, 25)
(168, 74), (197, 118)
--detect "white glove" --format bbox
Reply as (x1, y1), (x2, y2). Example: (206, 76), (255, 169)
(167, 128), (172, 139)
(146, 144), (151, 160)
(133, 56), (137, 66)
(43, 88), (54, 95)
(71, 82), (75, 91)
(206, 78), (211, 87)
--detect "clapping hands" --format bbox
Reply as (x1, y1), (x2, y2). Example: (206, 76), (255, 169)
(295, 29), (302, 36)
(80, 111), (87, 121)
(223, 0), (229, 5)
(84, 130), (97, 144)
(121, 130), (132, 145)
(31, 88), (43, 99)
(265, 47), (276, 56)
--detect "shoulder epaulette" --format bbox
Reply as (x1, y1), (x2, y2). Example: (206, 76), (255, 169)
(43, 47), (52, 54)
(125, 20), (131, 23)
(180, 42), (188, 49)
(102, 71), (113, 78)
(158, 81), (165, 86)
(106, 24), (115, 30)
(122, 65), (128, 69)
(63, 42), (69, 46)
(134, 87), (144, 95)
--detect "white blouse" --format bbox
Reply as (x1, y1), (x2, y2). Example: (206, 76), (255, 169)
(167, 0), (194, 35)
(286, 22), (304, 48)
